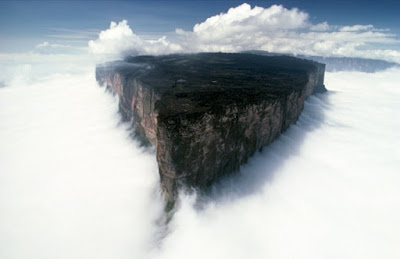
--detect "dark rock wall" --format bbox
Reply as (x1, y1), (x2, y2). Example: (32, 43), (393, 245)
(96, 65), (160, 145)
(156, 99), (284, 201)
(96, 58), (325, 202)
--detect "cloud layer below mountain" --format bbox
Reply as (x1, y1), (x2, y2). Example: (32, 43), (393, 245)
(1, 63), (399, 259)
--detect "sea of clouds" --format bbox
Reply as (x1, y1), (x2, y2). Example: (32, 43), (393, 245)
(1, 58), (399, 259)
(1, 3), (400, 259)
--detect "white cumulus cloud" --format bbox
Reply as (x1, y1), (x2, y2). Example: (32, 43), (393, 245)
(88, 20), (182, 59)
(89, 3), (400, 63)
(339, 24), (374, 32)
(310, 22), (331, 31)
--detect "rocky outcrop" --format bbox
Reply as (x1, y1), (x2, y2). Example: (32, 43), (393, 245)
(96, 53), (326, 202)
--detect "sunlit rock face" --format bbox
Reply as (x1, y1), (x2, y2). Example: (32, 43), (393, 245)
(96, 53), (326, 202)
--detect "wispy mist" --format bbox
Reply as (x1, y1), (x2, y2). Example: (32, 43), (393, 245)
(0, 69), (164, 259)
(154, 69), (400, 259)
(1, 57), (399, 259)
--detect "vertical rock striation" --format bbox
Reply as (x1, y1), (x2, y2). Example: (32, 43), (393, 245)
(96, 53), (326, 202)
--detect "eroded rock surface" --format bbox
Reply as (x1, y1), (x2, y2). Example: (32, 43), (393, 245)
(96, 53), (326, 202)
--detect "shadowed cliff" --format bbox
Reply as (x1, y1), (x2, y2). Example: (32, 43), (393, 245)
(96, 53), (326, 202)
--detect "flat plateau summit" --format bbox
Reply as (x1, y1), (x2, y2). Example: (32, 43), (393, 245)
(96, 53), (326, 202)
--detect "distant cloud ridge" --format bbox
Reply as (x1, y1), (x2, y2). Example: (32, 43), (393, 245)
(89, 3), (400, 63)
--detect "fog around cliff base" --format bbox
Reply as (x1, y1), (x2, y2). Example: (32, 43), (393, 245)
(1, 51), (399, 259)
(1, 2), (400, 258)
(153, 68), (400, 259)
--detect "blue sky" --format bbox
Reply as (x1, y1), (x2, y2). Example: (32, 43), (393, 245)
(0, 0), (399, 60)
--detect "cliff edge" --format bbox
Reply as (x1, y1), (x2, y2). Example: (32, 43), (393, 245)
(96, 53), (326, 202)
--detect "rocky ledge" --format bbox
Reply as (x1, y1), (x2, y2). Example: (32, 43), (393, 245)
(96, 53), (326, 202)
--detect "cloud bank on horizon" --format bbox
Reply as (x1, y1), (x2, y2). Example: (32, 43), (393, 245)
(89, 3), (400, 63)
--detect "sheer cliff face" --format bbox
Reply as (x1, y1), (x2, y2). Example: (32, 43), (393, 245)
(96, 53), (326, 202)
(156, 100), (284, 201)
